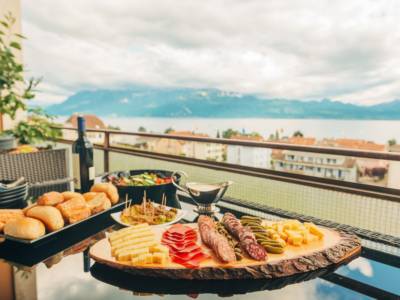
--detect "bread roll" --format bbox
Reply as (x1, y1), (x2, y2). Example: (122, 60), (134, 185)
(68, 207), (91, 224)
(0, 221), (4, 232)
(26, 206), (64, 232)
(62, 191), (84, 202)
(4, 217), (46, 240)
(83, 192), (98, 202)
(0, 209), (24, 224)
(56, 197), (88, 220)
(37, 192), (64, 206)
(87, 193), (111, 214)
(90, 183), (119, 204)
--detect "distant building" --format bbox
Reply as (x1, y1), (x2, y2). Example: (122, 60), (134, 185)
(271, 137), (358, 181)
(155, 131), (225, 161)
(63, 114), (106, 144)
(322, 139), (388, 184)
(226, 135), (272, 168)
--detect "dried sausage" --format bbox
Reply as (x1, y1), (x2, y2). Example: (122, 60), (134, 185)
(198, 215), (236, 263)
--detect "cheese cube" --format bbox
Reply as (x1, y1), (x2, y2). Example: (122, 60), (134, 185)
(152, 253), (167, 264)
(149, 245), (169, 254)
(304, 222), (324, 239)
(117, 247), (149, 261)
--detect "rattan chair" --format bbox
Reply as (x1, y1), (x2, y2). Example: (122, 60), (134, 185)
(0, 148), (73, 198)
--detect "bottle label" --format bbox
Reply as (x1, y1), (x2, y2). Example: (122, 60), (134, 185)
(89, 166), (95, 180)
(72, 153), (81, 190)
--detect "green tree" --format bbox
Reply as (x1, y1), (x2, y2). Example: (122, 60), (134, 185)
(222, 128), (240, 139)
(248, 131), (261, 137)
(275, 130), (280, 140)
(293, 130), (304, 137)
(108, 125), (120, 130)
(388, 138), (397, 146)
(164, 127), (174, 134)
(138, 126), (146, 132)
(216, 130), (221, 138)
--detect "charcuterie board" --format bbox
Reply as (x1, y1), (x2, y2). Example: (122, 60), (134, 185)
(89, 222), (361, 280)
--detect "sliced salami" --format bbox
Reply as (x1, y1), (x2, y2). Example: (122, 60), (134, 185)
(198, 215), (236, 263)
(222, 213), (267, 261)
(245, 242), (267, 261)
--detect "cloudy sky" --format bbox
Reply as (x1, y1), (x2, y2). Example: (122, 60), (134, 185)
(21, 0), (400, 106)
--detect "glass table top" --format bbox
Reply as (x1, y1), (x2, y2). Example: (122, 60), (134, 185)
(0, 202), (399, 300)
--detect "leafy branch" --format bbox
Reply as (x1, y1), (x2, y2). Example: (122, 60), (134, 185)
(0, 12), (60, 145)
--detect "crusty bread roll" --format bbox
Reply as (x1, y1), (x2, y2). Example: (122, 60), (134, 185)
(56, 197), (89, 223)
(37, 192), (64, 206)
(87, 193), (111, 214)
(0, 209), (24, 224)
(83, 192), (98, 202)
(68, 207), (91, 224)
(62, 191), (84, 202)
(4, 217), (46, 240)
(90, 183), (119, 204)
(26, 206), (64, 232)
(22, 203), (37, 214)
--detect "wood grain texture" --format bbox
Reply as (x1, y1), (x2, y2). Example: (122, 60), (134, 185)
(90, 224), (361, 280)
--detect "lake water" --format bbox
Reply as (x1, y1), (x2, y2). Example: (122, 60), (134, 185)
(97, 117), (399, 144)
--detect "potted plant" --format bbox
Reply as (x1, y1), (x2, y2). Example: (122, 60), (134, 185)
(0, 13), (71, 197)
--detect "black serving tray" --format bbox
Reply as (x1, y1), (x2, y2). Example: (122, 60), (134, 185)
(3, 202), (125, 245)
(0, 202), (125, 266)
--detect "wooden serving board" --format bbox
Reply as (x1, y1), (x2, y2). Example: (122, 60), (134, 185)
(90, 223), (361, 280)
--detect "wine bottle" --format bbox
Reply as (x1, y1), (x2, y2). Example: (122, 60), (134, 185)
(72, 116), (95, 193)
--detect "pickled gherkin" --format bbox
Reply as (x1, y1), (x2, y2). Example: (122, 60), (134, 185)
(240, 215), (285, 254)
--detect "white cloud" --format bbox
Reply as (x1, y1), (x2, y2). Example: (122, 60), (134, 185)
(20, 0), (400, 105)
(347, 257), (374, 277)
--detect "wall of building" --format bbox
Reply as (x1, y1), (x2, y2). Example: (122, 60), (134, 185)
(272, 150), (357, 182)
(227, 145), (271, 168)
(0, 0), (26, 131)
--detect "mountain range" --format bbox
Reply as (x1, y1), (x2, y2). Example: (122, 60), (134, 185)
(46, 86), (400, 119)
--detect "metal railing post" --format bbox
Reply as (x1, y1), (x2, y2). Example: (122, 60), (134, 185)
(104, 131), (110, 173)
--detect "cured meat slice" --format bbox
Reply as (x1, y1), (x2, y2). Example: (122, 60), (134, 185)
(222, 213), (267, 262)
(167, 224), (195, 235)
(170, 248), (203, 260)
(198, 215), (236, 263)
(245, 242), (267, 261)
(162, 224), (209, 268)
(166, 242), (199, 252)
(162, 233), (197, 243)
(171, 252), (210, 269)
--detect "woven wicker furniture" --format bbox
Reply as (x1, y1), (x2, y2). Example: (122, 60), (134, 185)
(0, 148), (72, 198)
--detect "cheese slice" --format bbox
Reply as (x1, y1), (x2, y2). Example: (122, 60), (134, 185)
(112, 234), (155, 248)
(108, 223), (148, 239)
(114, 241), (158, 257)
(131, 253), (152, 265)
(111, 234), (155, 250)
(110, 231), (154, 247)
(117, 247), (150, 261)
(109, 226), (152, 243)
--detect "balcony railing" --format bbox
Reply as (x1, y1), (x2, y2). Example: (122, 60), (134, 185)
(54, 126), (400, 248)
(56, 126), (400, 202)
